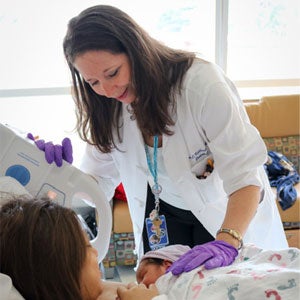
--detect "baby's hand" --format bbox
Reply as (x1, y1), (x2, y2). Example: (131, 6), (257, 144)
(117, 283), (158, 300)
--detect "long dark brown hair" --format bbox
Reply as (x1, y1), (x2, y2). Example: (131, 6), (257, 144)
(0, 196), (86, 300)
(63, 5), (196, 153)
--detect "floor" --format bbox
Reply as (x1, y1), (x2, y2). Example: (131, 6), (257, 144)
(101, 264), (137, 284)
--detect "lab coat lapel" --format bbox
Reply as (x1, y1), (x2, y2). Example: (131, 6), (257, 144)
(118, 105), (148, 254)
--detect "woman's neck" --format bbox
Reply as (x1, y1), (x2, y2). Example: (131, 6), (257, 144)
(143, 134), (162, 147)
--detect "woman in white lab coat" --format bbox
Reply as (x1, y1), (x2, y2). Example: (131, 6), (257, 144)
(62, 5), (287, 273)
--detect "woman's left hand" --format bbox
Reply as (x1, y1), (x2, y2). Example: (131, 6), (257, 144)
(117, 283), (158, 300)
(167, 240), (238, 275)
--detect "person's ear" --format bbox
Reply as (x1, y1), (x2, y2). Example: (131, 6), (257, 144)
(163, 260), (173, 270)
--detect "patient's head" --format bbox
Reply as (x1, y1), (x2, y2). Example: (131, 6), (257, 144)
(136, 244), (191, 287)
(0, 196), (103, 300)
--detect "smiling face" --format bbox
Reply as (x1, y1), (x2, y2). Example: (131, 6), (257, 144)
(74, 50), (136, 104)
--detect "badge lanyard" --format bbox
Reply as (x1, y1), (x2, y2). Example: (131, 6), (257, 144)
(144, 135), (169, 250)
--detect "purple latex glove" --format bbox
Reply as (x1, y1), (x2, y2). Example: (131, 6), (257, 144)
(27, 133), (73, 167)
(167, 240), (238, 275)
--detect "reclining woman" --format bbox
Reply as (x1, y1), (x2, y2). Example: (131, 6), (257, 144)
(0, 195), (124, 300)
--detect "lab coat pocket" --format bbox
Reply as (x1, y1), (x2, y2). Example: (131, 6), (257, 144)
(176, 170), (228, 236)
(192, 170), (227, 204)
(176, 170), (227, 210)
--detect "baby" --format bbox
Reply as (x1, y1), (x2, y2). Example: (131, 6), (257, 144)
(117, 244), (300, 300)
(136, 245), (191, 287)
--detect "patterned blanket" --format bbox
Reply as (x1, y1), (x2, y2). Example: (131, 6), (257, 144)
(155, 244), (300, 300)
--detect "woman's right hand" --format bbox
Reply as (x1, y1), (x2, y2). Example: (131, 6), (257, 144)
(116, 283), (158, 300)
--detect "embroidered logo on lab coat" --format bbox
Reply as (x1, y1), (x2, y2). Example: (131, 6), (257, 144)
(188, 145), (209, 162)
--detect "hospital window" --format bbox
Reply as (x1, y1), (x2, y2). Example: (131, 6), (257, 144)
(0, 0), (299, 165)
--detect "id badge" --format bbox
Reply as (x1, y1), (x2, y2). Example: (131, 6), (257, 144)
(145, 215), (169, 250)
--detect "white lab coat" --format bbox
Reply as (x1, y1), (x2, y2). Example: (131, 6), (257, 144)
(80, 60), (288, 260)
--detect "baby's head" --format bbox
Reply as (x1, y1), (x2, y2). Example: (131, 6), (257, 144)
(136, 244), (190, 287)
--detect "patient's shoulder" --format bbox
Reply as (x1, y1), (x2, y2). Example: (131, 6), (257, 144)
(0, 273), (25, 300)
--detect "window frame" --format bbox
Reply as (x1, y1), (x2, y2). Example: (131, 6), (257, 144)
(0, 0), (299, 99)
